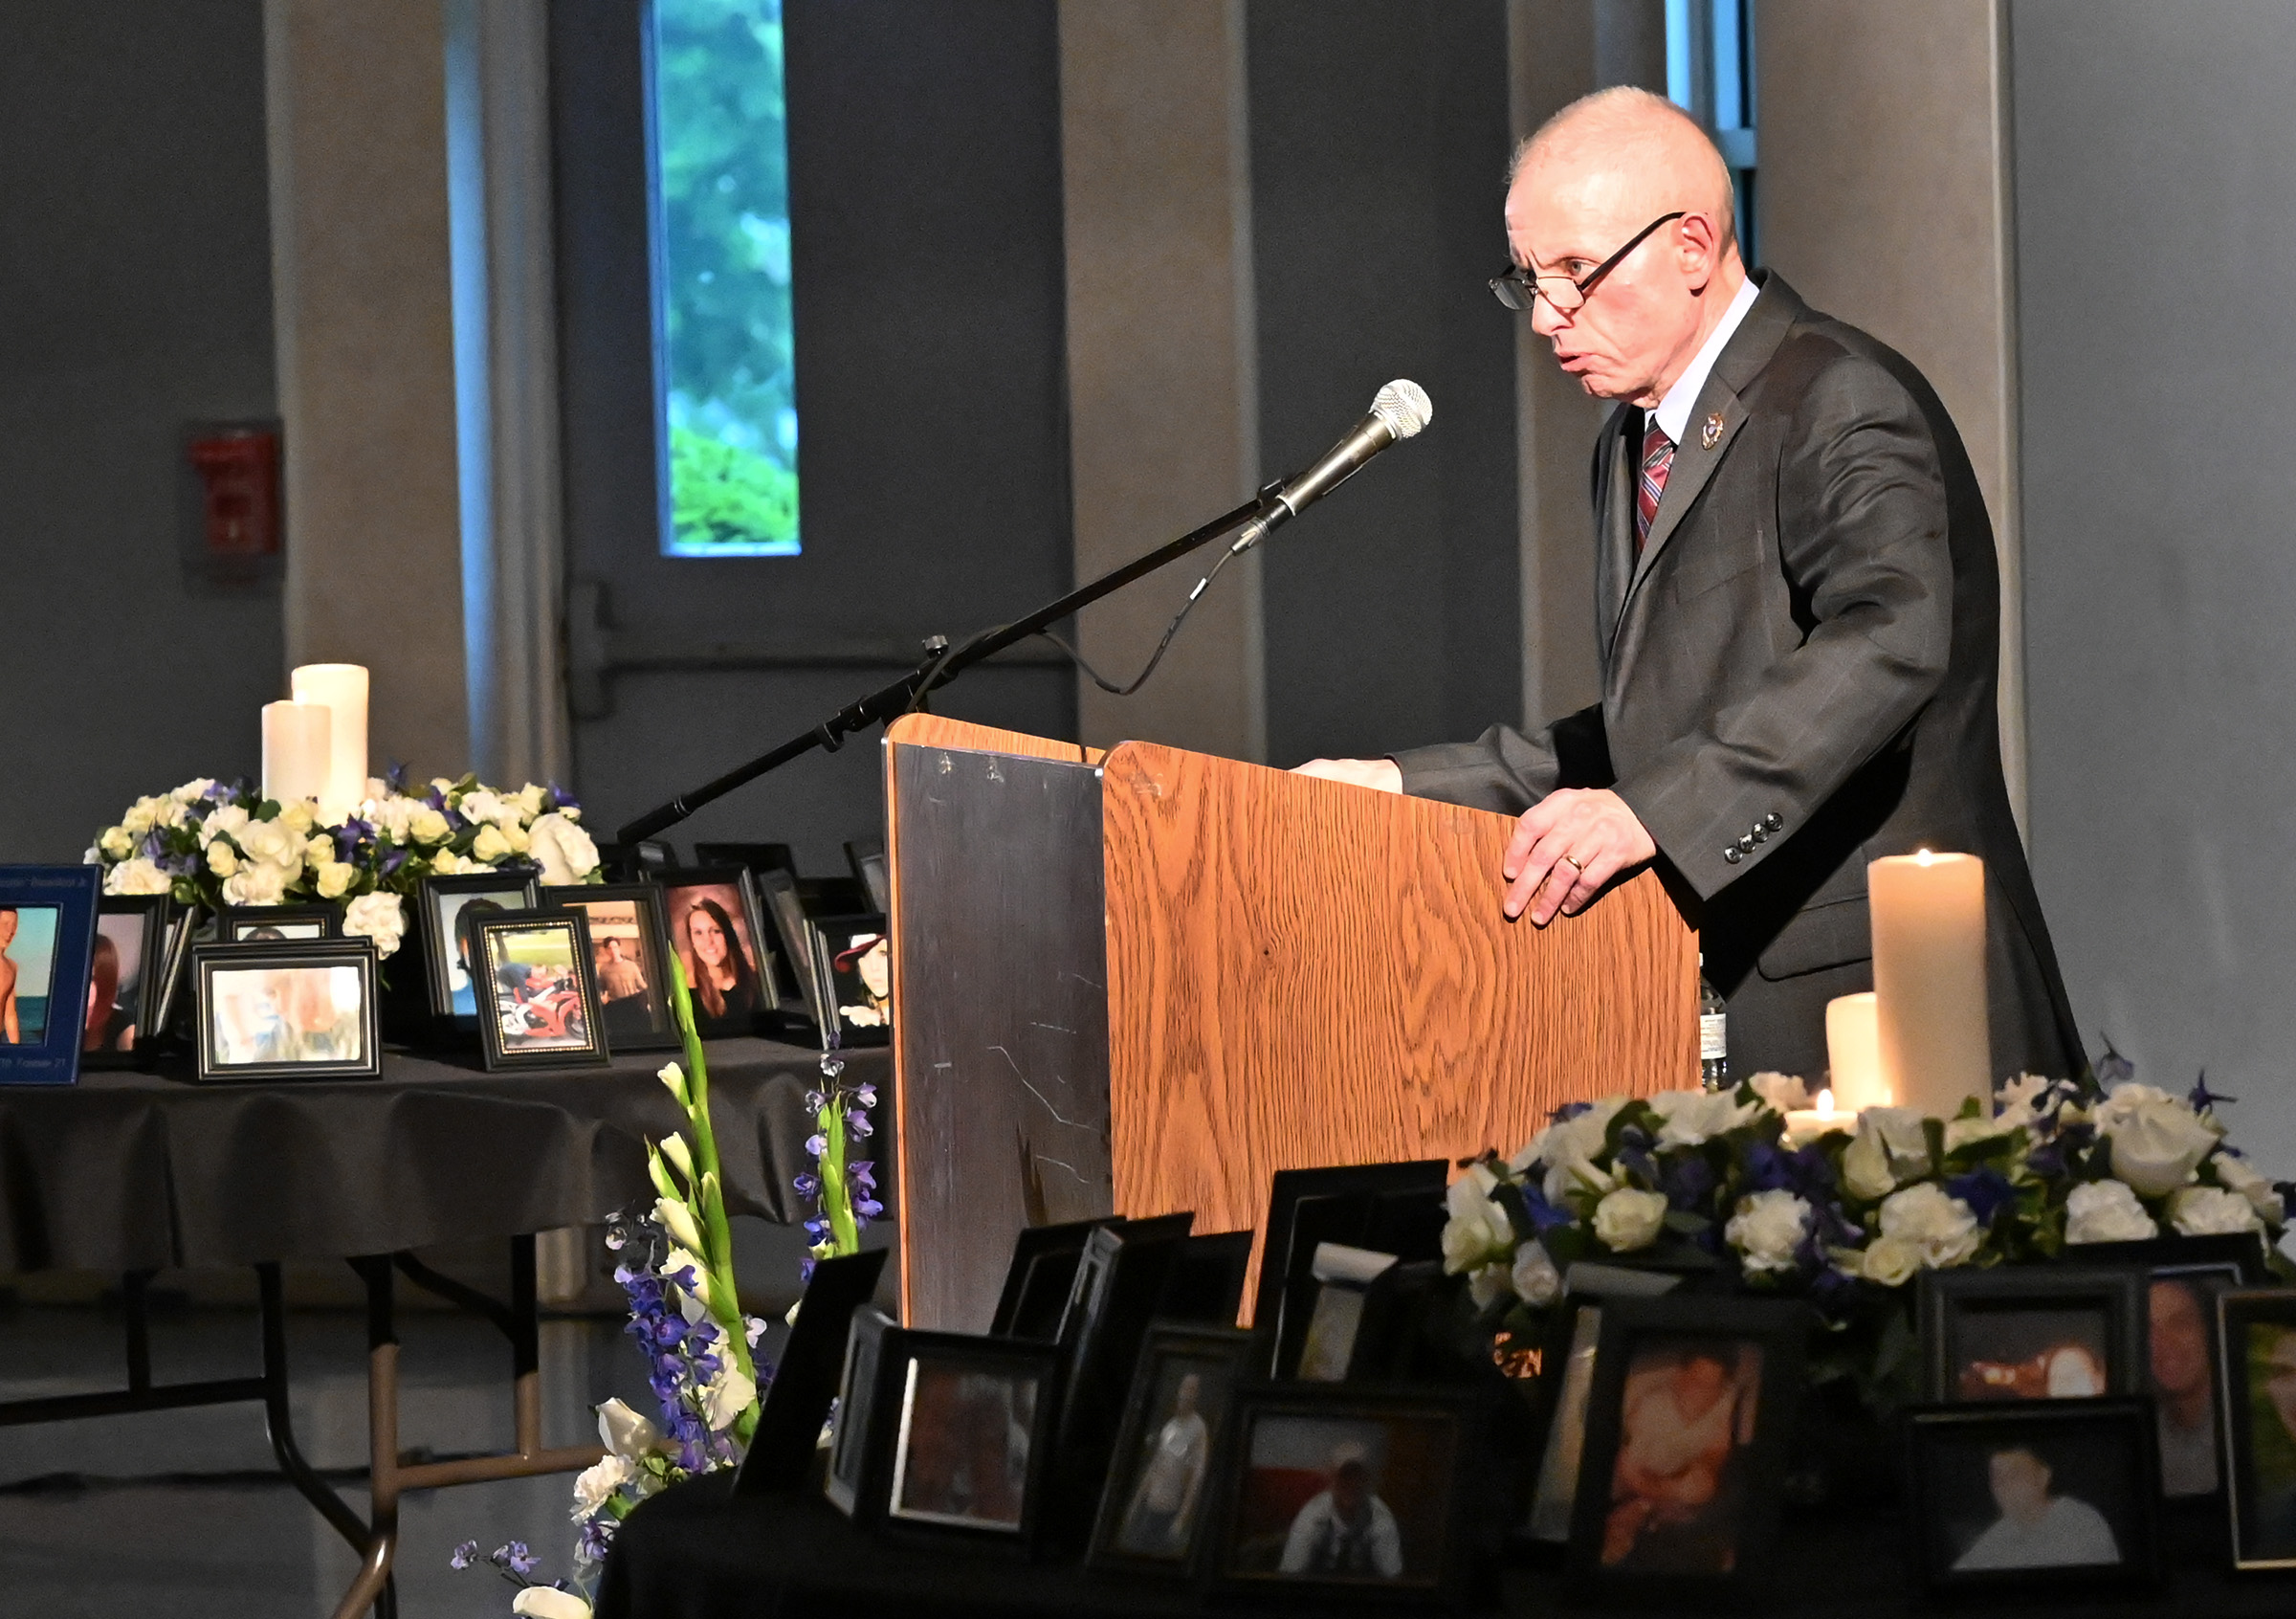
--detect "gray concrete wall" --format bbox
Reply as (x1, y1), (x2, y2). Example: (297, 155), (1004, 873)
(2013, 0), (2296, 1174)
(0, 3), (281, 861)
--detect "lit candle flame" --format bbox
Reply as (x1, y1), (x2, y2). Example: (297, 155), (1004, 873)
(1817, 1086), (1836, 1115)
(1914, 848), (1934, 866)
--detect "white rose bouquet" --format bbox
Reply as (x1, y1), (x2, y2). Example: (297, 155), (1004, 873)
(85, 770), (602, 958)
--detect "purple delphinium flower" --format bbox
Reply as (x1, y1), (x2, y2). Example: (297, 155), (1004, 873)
(845, 1109), (872, 1140)
(449, 1541), (478, 1570)
(494, 1541), (538, 1577)
(792, 1171), (821, 1199)
(1659, 1153), (1716, 1214)
(578, 1516), (616, 1564)
(2190, 1072), (2238, 1114)
(384, 762), (414, 796)
(1946, 1168), (2016, 1229)
(1550, 1099), (1594, 1124)
(2092, 1036), (2135, 1091)
(1515, 1181), (1575, 1233)
(854, 1083), (878, 1111)
(804, 1133), (828, 1161)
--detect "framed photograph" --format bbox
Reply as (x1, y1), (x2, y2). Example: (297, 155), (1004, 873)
(734, 1248), (891, 1495)
(468, 909), (609, 1070)
(417, 871), (541, 1026)
(990, 1216), (1124, 1340)
(1252, 1162), (1447, 1354)
(2217, 1287), (2296, 1568)
(1086, 1323), (1255, 1576)
(826, 1306), (896, 1519)
(1050, 1215), (1200, 1541)
(809, 913), (890, 1047)
(1205, 1384), (1477, 1603)
(882, 1334), (1060, 1542)
(0, 865), (102, 1085)
(1523, 1302), (1608, 1544)
(1565, 1297), (1805, 1591)
(147, 904), (200, 1042)
(82, 895), (172, 1063)
(846, 837), (890, 913)
(542, 882), (678, 1053)
(1904, 1399), (2159, 1590)
(215, 902), (341, 943)
(651, 867), (775, 1036)
(1159, 1230), (1255, 1329)
(1918, 1266), (2146, 1403)
(192, 937), (382, 1082)
(752, 866), (820, 1021)
(1296, 1243), (1400, 1382)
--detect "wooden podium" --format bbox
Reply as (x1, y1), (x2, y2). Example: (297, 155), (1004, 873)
(883, 715), (1697, 1330)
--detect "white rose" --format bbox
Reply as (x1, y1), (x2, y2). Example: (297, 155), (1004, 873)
(2215, 1153), (2286, 1225)
(518, 784), (549, 818)
(2064, 1178), (2158, 1244)
(1468, 1261), (1512, 1310)
(2097, 1083), (2223, 1197)
(1994, 1074), (2055, 1128)
(430, 849), (473, 876)
(364, 795), (418, 843)
(1593, 1187), (1668, 1253)
(1725, 1188), (1812, 1274)
(1877, 1182), (1982, 1270)
(1747, 1072), (1810, 1114)
(502, 822), (533, 854)
(1843, 1119), (1899, 1202)
(98, 826), (134, 860)
(472, 824), (512, 863)
(236, 818), (301, 871)
(1512, 1098), (1629, 1175)
(1944, 1115), (2014, 1155)
(528, 812), (601, 886)
(1865, 1107), (1934, 1174)
(703, 1364), (758, 1431)
(206, 842), (241, 878)
(510, 1589), (590, 1619)
(459, 789), (512, 830)
(276, 799), (317, 836)
(121, 798), (160, 835)
(597, 1396), (668, 1460)
(1512, 1240), (1563, 1305)
(2169, 1185), (2263, 1237)
(105, 857), (173, 897)
(570, 1453), (636, 1519)
(314, 861), (356, 899)
(198, 805), (250, 847)
(1850, 1233), (1923, 1288)
(1544, 1152), (1617, 1208)
(1441, 1164), (1515, 1274)
(1648, 1088), (1759, 1147)
(342, 893), (407, 959)
(222, 863), (288, 906)
(154, 797), (188, 829)
(170, 777), (217, 804)
(408, 807), (453, 845)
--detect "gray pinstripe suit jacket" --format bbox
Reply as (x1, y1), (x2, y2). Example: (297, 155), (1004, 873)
(1392, 273), (2082, 1083)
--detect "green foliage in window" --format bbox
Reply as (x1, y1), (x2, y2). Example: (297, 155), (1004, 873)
(656, 0), (800, 554)
(670, 426), (799, 555)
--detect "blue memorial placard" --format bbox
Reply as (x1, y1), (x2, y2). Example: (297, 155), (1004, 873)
(0, 865), (103, 1084)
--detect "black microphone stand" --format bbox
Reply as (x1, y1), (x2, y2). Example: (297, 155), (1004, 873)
(614, 484), (1284, 845)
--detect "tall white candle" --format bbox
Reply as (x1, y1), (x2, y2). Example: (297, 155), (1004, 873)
(1869, 851), (1990, 1120)
(1825, 992), (1888, 1112)
(260, 701), (331, 807)
(290, 663), (369, 823)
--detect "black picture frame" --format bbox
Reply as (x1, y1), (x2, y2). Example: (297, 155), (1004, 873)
(1520, 1299), (1609, 1547)
(541, 881), (680, 1053)
(1565, 1296), (1806, 1594)
(2217, 1286), (2296, 1568)
(650, 866), (777, 1037)
(468, 908), (610, 1071)
(989, 1216), (1126, 1340)
(809, 912), (890, 1048)
(1159, 1231), (1255, 1329)
(192, 937), (382, 1082)
(214, 901), (342, 943)
(846, 836), (890, 913)
(1918, 1265), (2147, 1403)
(692, 840), (796, 880)
(1294, 1243), (1401, 1383)
(1253, 1162), (1448, 1367)
(416, 871), (541, 1027)
(1203, 1382), (1479, 1604)
(879, 1333), (1061, 1545)
(83, 894), (173, 1066)
(734, 1248), (891, 1495)
(753, 865), (821, 1020)
(0, 865), (102, 1086)
(1085, 1323), (1256, 1577)
(1903, 1399), (2160, 1591)
(826, 1306), (896, 1519)
(147, 903), (200, 1042)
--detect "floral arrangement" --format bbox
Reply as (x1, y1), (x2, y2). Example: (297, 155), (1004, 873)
(453, 961), (883, 1615)
(86, 771), (602, 957)
(1443, 1054), (2290, 1403)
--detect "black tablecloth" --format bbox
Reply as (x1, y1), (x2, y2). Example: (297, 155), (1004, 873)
(0, 1039), (891, 1273)
(594, 1472), (2296, 1619)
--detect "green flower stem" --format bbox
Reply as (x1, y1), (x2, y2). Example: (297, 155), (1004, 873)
(816, 1098), (860, 1257)
(662, 958), (760, 1445)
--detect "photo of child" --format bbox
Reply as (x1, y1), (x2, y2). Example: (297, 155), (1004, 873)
(0, 906), (61, 1044)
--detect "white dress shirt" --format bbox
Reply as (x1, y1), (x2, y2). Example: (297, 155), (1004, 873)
(1647, 273), (1762, 448)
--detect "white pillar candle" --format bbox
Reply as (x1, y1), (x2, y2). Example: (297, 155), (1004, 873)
(260, 701), (332, 808)
(1783, 1087), (1849, 1146)
(1868, 851), (1990, 1120)
(1825, 991), (1888, 1112)
(290, 663), (369, 823)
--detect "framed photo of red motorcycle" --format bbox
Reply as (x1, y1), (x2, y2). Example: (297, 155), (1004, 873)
(466, 908), (610, 1071)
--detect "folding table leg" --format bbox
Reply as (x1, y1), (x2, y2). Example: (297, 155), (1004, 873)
(331, 1255), (401, 1619)
(256, 1261), (372, 1554)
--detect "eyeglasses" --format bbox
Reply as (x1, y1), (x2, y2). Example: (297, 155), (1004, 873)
(1489, 211), (1687, 314)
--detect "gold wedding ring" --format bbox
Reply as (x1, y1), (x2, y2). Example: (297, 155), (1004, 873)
(1561, 854), (1585, 874)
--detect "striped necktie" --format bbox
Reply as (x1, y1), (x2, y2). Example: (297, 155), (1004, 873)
(1636, 418), (1674, 552)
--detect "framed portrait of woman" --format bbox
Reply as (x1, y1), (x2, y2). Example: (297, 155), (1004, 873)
(650, 867), (776, 1037)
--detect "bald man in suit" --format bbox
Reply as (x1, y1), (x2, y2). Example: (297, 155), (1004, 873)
(1299, 87), (2080, 1084)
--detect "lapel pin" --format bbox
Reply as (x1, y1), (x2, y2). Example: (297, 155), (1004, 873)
(1701, 411), (1725, 450)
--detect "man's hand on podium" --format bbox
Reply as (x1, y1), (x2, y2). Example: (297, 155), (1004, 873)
(1503, 788), (1658, 926)
(1291, 757), (1404, 793)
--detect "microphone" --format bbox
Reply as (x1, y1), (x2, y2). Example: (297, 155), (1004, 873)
(1229, 379), (1433, 554)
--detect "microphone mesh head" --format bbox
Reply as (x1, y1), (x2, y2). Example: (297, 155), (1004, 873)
(1370, 379), (1433, 438)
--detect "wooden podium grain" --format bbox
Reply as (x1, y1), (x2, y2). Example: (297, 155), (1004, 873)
(885, 716), (1696, 1328)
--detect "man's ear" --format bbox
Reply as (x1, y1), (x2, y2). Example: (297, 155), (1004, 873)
(1676, 211), (1726, 289)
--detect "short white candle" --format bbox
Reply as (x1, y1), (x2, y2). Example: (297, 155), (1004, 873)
(1825, 992), (1889, 1112)
(290, 663), (369, 824)
(260, 701), (331, 807)
(1869, 850), (1989, 1120)
(1783, 1086), (1850, 1146)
